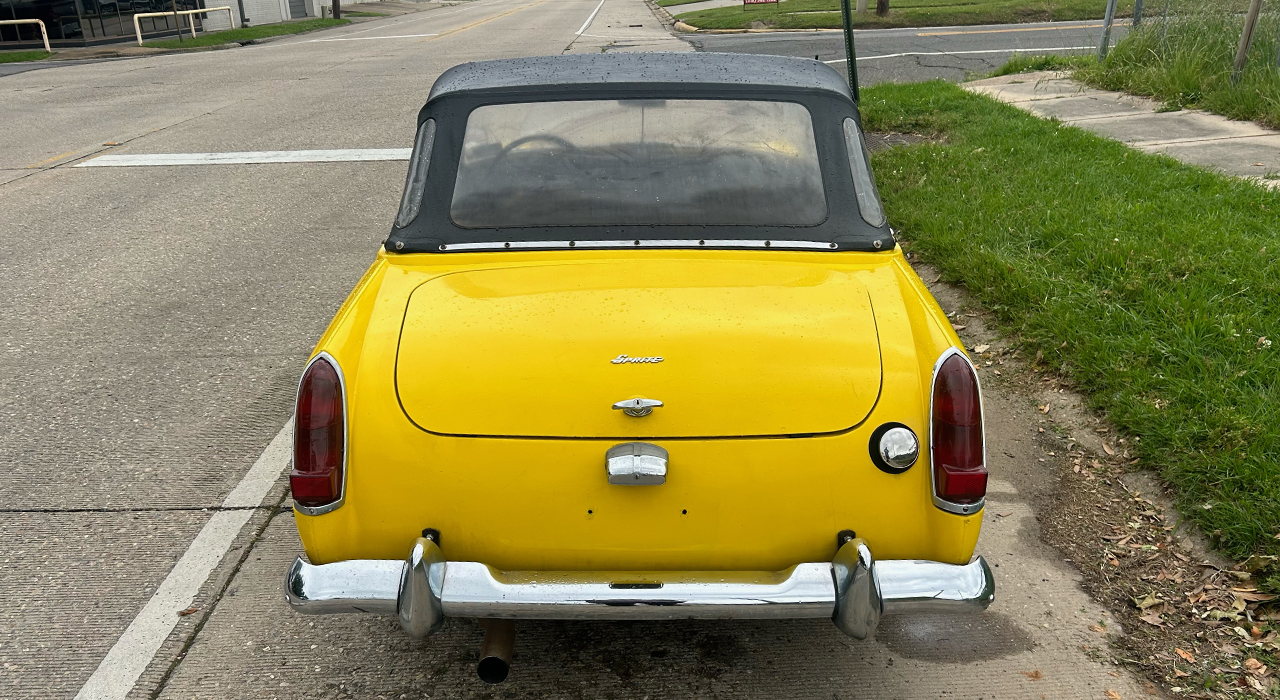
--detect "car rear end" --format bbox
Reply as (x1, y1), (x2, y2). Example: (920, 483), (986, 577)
(285, 250), (992, 649)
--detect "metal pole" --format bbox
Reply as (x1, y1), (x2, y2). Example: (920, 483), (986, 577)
(1097, 0), (1118, 59)
(840, 0), (859, 101)
(1231, 0), (1263, 83)
(1131, 0), (1143, 28)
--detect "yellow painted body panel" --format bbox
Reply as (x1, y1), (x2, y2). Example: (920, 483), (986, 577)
(295, 248), (981, 570)
(396, 259), (882, 438)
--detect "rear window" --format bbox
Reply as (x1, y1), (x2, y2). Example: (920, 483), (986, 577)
(449, 99), (827, 228)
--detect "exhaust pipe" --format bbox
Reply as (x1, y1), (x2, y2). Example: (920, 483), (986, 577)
(477, 619), (515, 683)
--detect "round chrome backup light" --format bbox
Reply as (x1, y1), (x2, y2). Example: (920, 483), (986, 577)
(869, 423), (920, 474)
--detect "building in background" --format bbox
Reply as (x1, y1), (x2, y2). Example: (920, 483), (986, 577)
(0, 0), (310, 46)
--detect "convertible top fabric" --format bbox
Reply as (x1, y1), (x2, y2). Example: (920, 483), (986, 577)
(426, 52), (854, 104)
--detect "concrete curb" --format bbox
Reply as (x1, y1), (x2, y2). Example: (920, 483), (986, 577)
(644, 0), (678, 30)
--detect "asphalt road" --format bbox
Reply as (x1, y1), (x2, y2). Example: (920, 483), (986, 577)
(1, 4), (1146, 699)
(689, 19), (1128, 84)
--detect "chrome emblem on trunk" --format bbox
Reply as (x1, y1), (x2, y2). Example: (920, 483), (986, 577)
(611, 354), (663, 364)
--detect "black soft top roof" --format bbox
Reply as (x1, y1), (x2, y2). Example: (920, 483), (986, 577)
(427, 52), (854, 103)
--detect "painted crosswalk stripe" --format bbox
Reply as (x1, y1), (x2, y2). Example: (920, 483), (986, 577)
(75, 149), (411, 167)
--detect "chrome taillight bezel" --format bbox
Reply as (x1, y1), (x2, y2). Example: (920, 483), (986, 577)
(292, 351), (349, 516)
(928, 346), (987, 515)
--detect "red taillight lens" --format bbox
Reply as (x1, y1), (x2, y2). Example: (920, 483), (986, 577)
(291, 356), (344, 509)
(932, 352), (987, 505)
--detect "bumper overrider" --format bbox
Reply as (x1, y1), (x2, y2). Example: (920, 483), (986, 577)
(284, 535), (994, 640)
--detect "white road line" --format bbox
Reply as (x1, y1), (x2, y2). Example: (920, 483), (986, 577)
(75, 149), (411, 167)
(74, 421), (293, 700)
(576, 0), (606, 35)
(823, 46), (1094, 63)
(308, 33), (438, 42)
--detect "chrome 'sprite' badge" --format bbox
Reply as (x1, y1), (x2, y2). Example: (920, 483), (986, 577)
(610, 354), (664, 364)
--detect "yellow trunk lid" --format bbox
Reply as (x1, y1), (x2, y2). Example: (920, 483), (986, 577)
(394, 259), (881, 438)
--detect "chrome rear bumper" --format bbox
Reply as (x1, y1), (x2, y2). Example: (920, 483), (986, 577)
(284, 537), (994, 640)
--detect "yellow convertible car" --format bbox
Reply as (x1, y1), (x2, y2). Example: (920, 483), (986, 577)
(284, 52), (993, 683)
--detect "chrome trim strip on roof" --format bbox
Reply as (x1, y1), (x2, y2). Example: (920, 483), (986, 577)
(438, 239), (839, 252)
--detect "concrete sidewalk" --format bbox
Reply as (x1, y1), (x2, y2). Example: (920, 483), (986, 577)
(965, 70), (1280, 190)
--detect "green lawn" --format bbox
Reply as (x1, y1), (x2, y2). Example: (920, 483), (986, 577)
(658, 0), (712, 8)
(342, 10), (387, 16)
(144, 17), (348, 48)
(860, 81), (1280, 566)
(675, 0), (1132, 30)
(0, 50), (53, 63)
(1073, 2), (1280, 130)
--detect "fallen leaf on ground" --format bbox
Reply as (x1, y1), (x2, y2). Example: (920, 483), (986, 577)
(1173, 669), (1189, 678)
(1039, 404), (1051, 414)
(1089, 624), (1105, 633)
(1139, 611), (1164, 626)
(973, 344), (990, 353)
(1103, 443), (1116, 456)
(177, 607), (198, 616)
(1021, 670), (1043, 680)
(1244, 658), (1267, 675)
(1174, 648), (1196, 663)
(953, 325), (967, 331)
(1132, 592), (1161, 609)
(1105, 690), (1122, 700)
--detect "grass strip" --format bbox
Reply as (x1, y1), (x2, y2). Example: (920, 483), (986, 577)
(343, 11), (388, 16)
(144, 17), (348, 48)
(990, 53), (1095, 77)
(860, 80), (1280, 565)
(0, 50), (53, 63)
(658, 0), (712, 7)
(1073, 1), (1280, 129)
(675, 0), (1129, 30)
